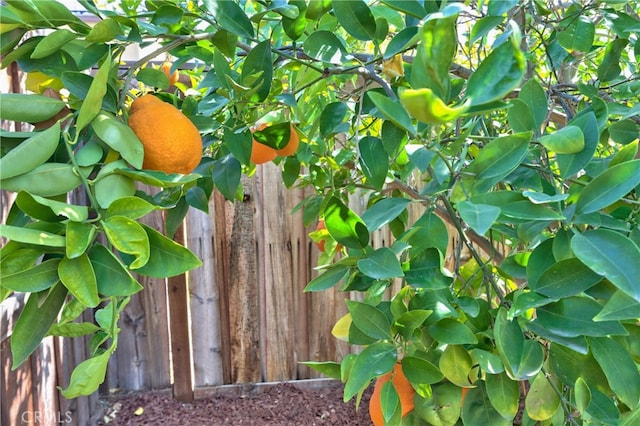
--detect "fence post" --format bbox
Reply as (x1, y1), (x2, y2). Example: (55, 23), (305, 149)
(168, 220), (194, 402)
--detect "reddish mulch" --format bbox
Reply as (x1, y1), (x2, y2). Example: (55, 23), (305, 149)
(98, 381), (374, 426)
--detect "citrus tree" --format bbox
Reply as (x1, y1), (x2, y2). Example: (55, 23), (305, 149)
(1, 0), (640, 424)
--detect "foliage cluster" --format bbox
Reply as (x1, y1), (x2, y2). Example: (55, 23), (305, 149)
(1, 0), (639, 424)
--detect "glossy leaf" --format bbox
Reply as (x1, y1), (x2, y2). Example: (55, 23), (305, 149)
(575, 160), (640, 214)
(403, 248), (451, 290)
(105, 196), (157, 220)
(558, 15), (595, 52)
(507, 99), (534, 133)
(94, 171), (136, 209)
(471, 349), (504, 374)
(367, 91), (416, 135)
(467, 25), (526, 106)
(594, 290), (640, 321)
(1, 258), (60, 292)
(76, 52), (111, 132)
(0, 121), (60, 180)
(361, 197), (410, 232)
(519, 79), (548, 131)
(66, 221), (96, 259)
(102, 215), (150, 270)
(85, 17), (121, 43)
(571, 229), (640, 302)
(16, 191), (87, 222)
(11, 284), (67, 368)
(319, 102), (348, 137)
(401, 356), (443, 386)
(203, 0), (253, 39)
(304, 264), (349, 292)
(31, 28), (76, 59)
(241, 40), (272, 102)
(89, 244), (143, 296)
(456, 201), (500, 235)
(556, 112), (599, 178)
(0, 224), (66, 247)
(439, 345), (473, 387)
(574, 377), (591, 415)
(125, 224), (202, 278)
(486, 373), (519, 420)
(525, 371), (561, 421)
(538, 125), (584, 154)
(534, 296), (628, 337)
(590, 337), (640, 409)
(324, 197), (369, 250)
(332, 0), (377, 41)
(598, 38), (628, 82)
(0, 163), (87, 197)
(404, 211), (449, 256)
(58, 254), (99, 307)
(532, 258), (602, 298)
(345, 299), (393, 340)
(212, 154), (241, 200)
(429, 318), (478, 345)
(0, 93), (65, 123)
(358, 136), (388, 190)
(300, 361), (341, 380)
(302, 31), (348, 63)
(60, 349), (111, 399)
(343, 342), (397, 401)
(357, 247), (403, 280)
(463, 386), (515, 426)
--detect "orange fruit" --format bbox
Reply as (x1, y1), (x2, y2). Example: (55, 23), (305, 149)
(128, 94), (202, 174)
(369, 363), (415, 426)
(161, 63), (179, 86)
(251, 123), (277, 164)
(250, 122), (299, 164)
(275, 123), (299, 157)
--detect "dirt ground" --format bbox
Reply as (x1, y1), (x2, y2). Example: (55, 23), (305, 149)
(97, 381), (374, 425)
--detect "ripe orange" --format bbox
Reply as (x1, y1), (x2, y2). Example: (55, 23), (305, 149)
(128, 94), (202, 174)
(369, 363), (415, 426)
(275, 123), (299, 157)
(161, 63), (179, 86)
(250, 122), (299, 164)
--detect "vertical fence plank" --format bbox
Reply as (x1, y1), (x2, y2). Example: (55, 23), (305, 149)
(168, 221), (194, 401)
(225, 177), (262, 383)
(187, 205), (224, 388)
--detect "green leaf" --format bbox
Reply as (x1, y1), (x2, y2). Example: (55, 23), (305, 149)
(58, 254), (99, 307)
(115, 168), (200, 188)
(0, 93), (65, 123)
(380, 381), (401, 424)
(587, 388), (621, 424)
(463, 132), (532, 194)
(203, 0), (254, 39)
(439, 344), (473, 387)
(105, 196), (157, 220)
(383, 26), (419, 59)
(0, 163), (87, 197)
(401, 356), (443, 386)
(367, 91), (416, 135)
(345, 299), (393, 340)
(11, 284), (67, 369)
(319, 102), (348, 137)
(223, 126), (252, 166)
(538, 125), (584, 154)
(332, 0), (377, 41)
(241, 40), (272, 102)
(0, 224), (66, 247)
(102, 215), (150, 270)
(575, 160), (640, 215)
(380, 0), (426, 19)
(507, 99), (534, 133)
(357, 247), (403, 280)
(136, 67), (170, 90)
(48, 322), (101, 338)
(300, 361), (341, 380)
(609, 120), (639, 145)
(324, 196), (369, 250)
(598, 38), (628, 82)
(358, 136), (388, 190)
(590, 337), (640, 409)
(525, 371), (561, 421)
(89, 244), (143, 296)
(304, 264), (350, 292)
(574, 377), (591, 415)
(66, 221), (96, 259)
(532, 258), (603, 298)
(470, 16), (504, 43)
(429, 318), (478, 345)
(1, 258), (60, 292)
(404, 248), (451, 290)
(556, 112), (599, 178)
(282, 0), (307, 40)
(594, 290), (640, 321)
(361, 197), (411, 232)
(343, 342), (397, 401)
(85, 17), (121, 43)
(92, 112), (144, 169)
(571, 229), (640, 302)
(16, 191), (88, 222)
(467, 25), (526, 106)
(212, 154), (241, 200)
(471, 349), (504, 374)
(404, 211), (449, 256)
(303, 30), (348, 63)
(558, 15), (595, 52)
(76, 52), (111, 132)
(486, 373), (519, 419)
(519, 79), (548, 131)
(534, 296), (628, 337)
(456, 201), (500, 235)
(60, 349), (111, 399)
(31, 28), (76, 59)
(94, 169), (136, 210)
(127, 224), (202, 278)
